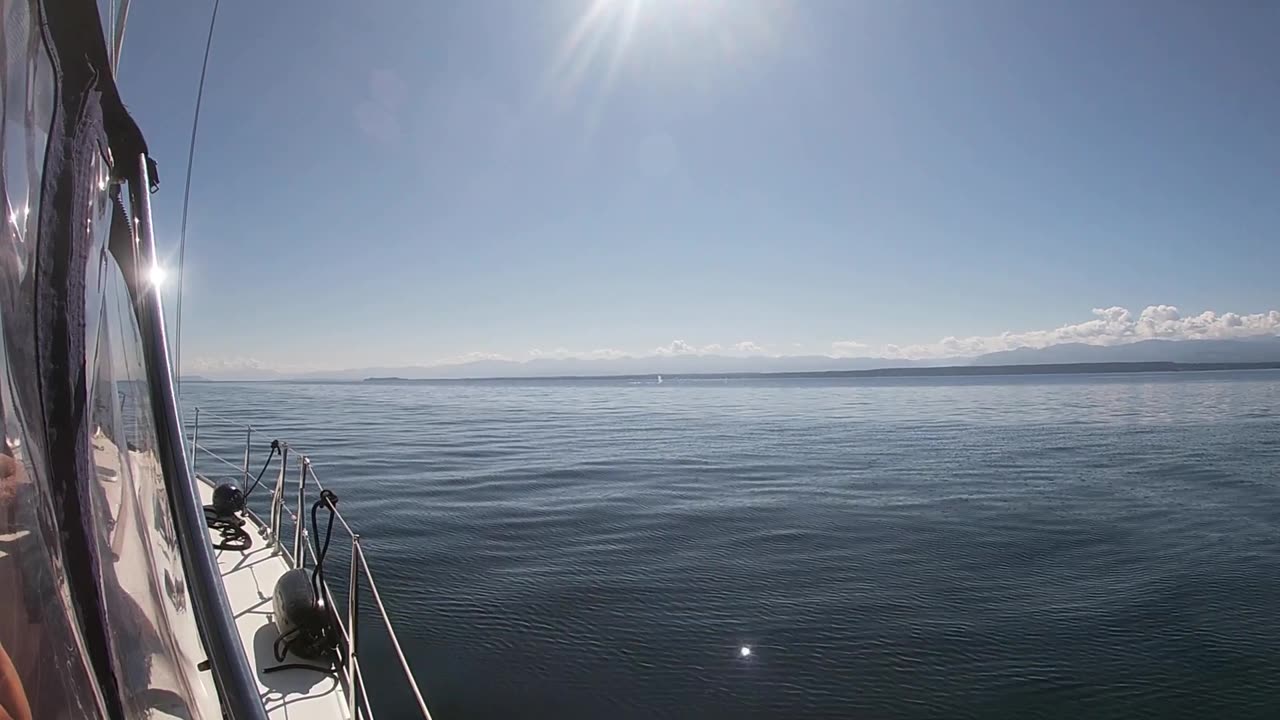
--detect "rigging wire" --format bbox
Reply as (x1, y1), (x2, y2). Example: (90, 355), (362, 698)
(175, 0), (222, 396)
(111, 0), (132, 72)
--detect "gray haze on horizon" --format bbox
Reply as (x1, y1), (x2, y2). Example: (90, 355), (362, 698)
(184, 335), (1280, 382)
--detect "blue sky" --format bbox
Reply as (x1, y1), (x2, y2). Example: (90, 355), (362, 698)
(118, 0), (1279, 374)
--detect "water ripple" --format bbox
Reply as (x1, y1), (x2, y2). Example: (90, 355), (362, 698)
(184, 371), (1280, 719)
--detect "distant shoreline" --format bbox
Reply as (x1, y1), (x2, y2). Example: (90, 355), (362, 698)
(361, 361), (1280, 383)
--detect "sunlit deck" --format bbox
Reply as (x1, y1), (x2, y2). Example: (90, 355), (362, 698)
(188, 408), (434, 719)
(197, 476), (350, 719)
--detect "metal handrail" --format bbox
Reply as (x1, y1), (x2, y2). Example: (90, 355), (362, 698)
(126, 158), (268, 720)
(192, 442), (247, 476)
(304, 463), (357, 537)
(356, 540), (435, 719)
(189, 405), (256, 430)
(187, 407), (434, 720)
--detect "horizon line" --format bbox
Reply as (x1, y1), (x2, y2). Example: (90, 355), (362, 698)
(180, 360), (1280, 384)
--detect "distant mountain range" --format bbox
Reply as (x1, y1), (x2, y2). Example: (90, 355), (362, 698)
(971, 337), (1280, 366)
(185, 337), (1280, 381)
(367, 361), (1280, 383)
(311, 353), (963, 381)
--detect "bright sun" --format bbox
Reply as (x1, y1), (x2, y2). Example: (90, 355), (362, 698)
(149, 263), (168, 288)
(547, 0), (787, 107)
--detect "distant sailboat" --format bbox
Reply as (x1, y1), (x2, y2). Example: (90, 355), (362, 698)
(657, 374), (663, 384)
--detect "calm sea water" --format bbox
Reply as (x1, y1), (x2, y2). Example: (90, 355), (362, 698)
(184, 371), (1280, 719)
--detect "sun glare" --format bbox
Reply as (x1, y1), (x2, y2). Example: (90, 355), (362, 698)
(546, 0), (788, 114)
(149, 263), (168, 288)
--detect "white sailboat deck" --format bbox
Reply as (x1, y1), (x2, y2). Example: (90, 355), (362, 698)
(185, 409), (434, 720)
(196, 478), (351, 719)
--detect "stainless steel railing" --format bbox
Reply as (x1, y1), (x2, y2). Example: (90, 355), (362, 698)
(125, 156), (268, 720)
(187, 406), (434, 720)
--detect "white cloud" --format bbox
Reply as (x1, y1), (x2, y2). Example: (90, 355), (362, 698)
(654, 339), (697, 356)
(182, 356), (297, 380)
(881, 305), (1280, 359)
(186, 357), (267, 373)
(528, 347), (626, 360)
(652, 340), (760, 356)
(830, 340), (869, 357)
(449, 351), (510, 363)
(194, 304), (1280, 375)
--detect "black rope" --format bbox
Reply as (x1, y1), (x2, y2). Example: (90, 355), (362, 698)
(202, 506), (250, 551)
(268, 624), (336, 673)
(266, 490), (342, 676)
(200, 440), (279, 552)
(268, 628), (338, 673)
(262, 662), (338, 676)
(273, 626), (303, 663)
(311, 489), (339, 601)
(243, 439), (280, 499)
